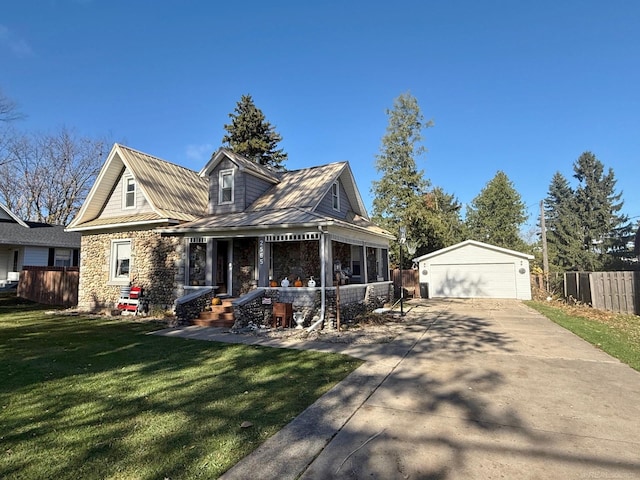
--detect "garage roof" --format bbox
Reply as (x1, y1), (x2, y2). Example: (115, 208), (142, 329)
(413, 239), (534, 262)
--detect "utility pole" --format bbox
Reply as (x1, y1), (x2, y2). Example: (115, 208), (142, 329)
(540, 200), (549, 291)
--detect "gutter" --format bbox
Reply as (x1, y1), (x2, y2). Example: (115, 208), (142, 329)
(307, 226), (327, 331)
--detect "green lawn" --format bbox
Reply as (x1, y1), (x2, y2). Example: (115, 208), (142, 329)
(0, 294), (362, 479)
(526, 300), (640, 372)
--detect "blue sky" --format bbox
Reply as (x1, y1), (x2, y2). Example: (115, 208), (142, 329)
(2, 0), (639, 235)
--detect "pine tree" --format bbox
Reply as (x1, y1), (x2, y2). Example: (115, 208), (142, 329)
(544, 172), (582, 270)
(405, 187), (466, 256)
(466, 171), (528, 251)
(572, 151), (631, 270)
(222, 94), (287, 169)
(371, 92), (433, 266)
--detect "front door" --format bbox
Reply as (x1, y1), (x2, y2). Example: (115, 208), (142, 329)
(216, 240), (229, 294)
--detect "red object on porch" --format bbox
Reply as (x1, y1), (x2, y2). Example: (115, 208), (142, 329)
(117, 286), (143, 313)
(129, 286), (142, 299)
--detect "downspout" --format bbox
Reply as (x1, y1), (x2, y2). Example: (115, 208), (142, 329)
(308, 226), (326, 331)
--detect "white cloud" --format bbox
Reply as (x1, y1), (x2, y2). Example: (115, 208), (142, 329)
(185, 143), (214, 162)
(0, 24), (34, 58)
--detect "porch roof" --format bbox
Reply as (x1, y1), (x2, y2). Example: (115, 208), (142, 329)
(160, 207), (393, 239)
(68, 213), (188, 230)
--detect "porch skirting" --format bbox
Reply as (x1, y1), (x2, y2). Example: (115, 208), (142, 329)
(230, 282), (393, 330)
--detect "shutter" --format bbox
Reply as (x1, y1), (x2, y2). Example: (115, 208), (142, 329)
(73, 249), (79, 267)
(48, 248), (55, 266)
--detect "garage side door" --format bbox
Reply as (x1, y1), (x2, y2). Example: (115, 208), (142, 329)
(430, 263), (517, 299)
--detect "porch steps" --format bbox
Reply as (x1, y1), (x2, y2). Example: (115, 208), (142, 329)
(192, 298), (235, 328)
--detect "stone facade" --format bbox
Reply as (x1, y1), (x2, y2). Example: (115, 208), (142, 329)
(78, 228), (183, 312)
(231, 282), (393, 330)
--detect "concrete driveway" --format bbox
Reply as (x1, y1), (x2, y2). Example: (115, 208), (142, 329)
(166, 298), (640, 479)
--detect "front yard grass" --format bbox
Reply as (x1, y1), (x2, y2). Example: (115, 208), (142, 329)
(0, 294), (363, 479)
(526, 300), (640, 372)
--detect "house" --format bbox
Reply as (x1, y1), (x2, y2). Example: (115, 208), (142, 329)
(413, 240), (534, 300)
(66, 144), (394, 325)
(0, 203), (80, 290)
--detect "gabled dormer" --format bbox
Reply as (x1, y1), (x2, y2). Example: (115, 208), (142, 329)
(99, 167), (154, 218)
(199, 149), (280, 215)
(67, 144), (208, 232)
(313, 163), (368, 221)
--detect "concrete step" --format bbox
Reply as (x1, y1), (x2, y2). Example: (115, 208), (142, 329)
(197, 311), (235, 321)
(192, 317), (235, 328)
(192, 297), (236, 328)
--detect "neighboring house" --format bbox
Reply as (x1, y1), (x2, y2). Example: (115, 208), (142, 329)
(414, 240), (534, 300)
(0, 203), (80, 289)
(67, 144), (394, 322)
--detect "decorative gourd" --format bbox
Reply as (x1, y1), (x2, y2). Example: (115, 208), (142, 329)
(294, 277), (303, 287)
(211, 297), (222, 306)
(308, 276), (316, 288)
(281, 278), (290, 287)
(270, 279), (278, 287)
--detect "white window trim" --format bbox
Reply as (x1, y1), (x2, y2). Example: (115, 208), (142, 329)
(218, 169), (234, 204)
(123, 175), (136, 210)
(54, 248), (72, 267)
(109, 239), (132, 284)
(332, 181), (340, 211)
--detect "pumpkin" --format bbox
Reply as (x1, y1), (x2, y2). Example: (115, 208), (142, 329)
(211, 297), (222, 306)
(294, 278), (303, 287)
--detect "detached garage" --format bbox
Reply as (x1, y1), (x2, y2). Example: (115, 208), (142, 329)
(414, 240), (534, 300)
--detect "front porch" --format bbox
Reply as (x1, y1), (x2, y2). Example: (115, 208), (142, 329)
(181, 230), (390, 298)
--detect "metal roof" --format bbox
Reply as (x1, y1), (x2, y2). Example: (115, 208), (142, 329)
(68, 144), (208, 231)
(117, 145), (208, 219)
(67, 145), (390, 241)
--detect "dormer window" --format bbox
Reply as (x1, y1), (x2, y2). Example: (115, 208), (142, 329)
(332, 181), (340, 211)
(219, 169), (234, 204)
(123, 176), (136, 209)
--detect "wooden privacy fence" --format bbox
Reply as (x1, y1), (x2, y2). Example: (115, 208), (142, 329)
(17, 266), (79, 307)
(563, 271), (640, 315)
(391, 269), (421, 298)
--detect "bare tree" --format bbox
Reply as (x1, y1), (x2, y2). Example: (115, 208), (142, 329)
(0, 89), (25, 167)
(0, 127), (109, 225)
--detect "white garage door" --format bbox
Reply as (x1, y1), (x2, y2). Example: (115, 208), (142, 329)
(430, 263), (517, 299)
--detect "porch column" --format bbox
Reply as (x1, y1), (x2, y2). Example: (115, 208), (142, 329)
(363, 245), (369, 284)
(320, 232), (333, 286)
(257, 237), (270, 287)
(207, 239), (217, 286)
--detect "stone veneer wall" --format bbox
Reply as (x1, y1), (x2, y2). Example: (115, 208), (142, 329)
(78, 229), (184, 312)
(233, 282), (393, 330)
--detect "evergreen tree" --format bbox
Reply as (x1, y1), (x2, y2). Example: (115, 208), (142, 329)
(466, 171), (528, 251)
(405, 187), (466, 256)
(371, 92), (433, 267)
(544, 172), (582, 270)
(222, 94), (287, 169)
(572, 151), (631, 270)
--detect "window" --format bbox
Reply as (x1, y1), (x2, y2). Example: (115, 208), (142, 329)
(219, 169), (234, 204)
(123, 176), (136, 209)
(332, 181), (340, 211)
(188, 242), (207, 286)
(111, 240), (131, 281)
(54, 249), (72, 267)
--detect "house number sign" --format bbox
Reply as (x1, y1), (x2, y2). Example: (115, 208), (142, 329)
(259, 239), (264, 265)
